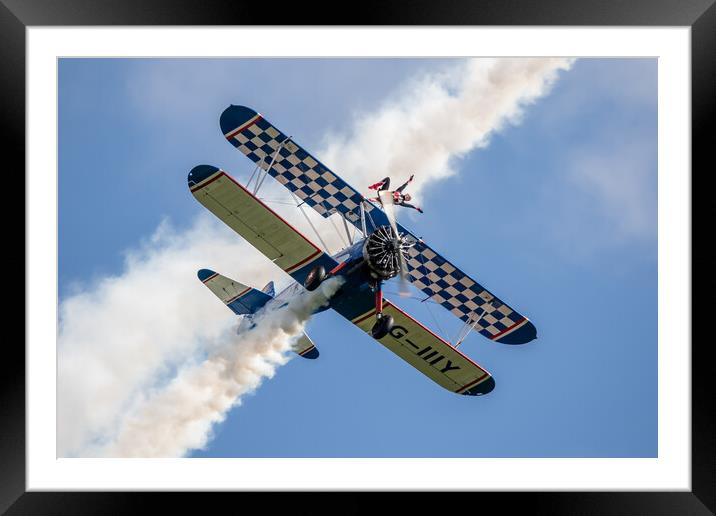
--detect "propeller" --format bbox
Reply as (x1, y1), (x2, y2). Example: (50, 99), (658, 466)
(378, 190), (413, 297)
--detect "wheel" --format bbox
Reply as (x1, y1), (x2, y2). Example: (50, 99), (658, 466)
(304, 265), (326, 291)
(371, 314), (394, 339)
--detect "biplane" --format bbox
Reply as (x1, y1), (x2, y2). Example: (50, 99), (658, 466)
(188, 105), (537, 396)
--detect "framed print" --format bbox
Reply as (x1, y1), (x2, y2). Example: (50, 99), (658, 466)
(5, 0), (712, 513)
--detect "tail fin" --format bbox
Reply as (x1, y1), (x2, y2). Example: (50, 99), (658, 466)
(198, 269), (272, 315)
(261, 280), (275, 298)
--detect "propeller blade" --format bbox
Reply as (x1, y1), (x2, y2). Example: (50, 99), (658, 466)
(397, 249), (411, 297)
(378, 190), (399, 238)
(378, 190), (411, 297)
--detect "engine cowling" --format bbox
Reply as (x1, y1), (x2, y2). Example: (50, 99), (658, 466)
(362, 225), (410, 280)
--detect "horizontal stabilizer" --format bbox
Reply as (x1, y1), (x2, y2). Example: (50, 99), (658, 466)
(198, 268), (272, 315)
(199, 269), (320, 359)
(294, 332), (319, 359)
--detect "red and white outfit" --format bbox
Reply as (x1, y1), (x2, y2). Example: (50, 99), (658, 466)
(368, 175), (423, 213)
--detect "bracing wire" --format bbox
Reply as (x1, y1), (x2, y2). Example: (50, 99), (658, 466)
(340, 213), (354, 245)
(424, 298), (449, 343)
(410, 247), (451, 343)
(381, 289), (442, 304)
(364, 203), (378, 234)
(258, 199), (302, 206)
(288, 190), (331, 253)
(255, 136), (291, 195)
(319, 199), (349, 249)
(329, 215), (349, 248)
(246, 163), (260, 191)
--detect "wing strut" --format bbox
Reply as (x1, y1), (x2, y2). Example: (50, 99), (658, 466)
(360, 199), (379, 236)
(253, 135), (292, 195)
(328, 211), (349, 249)
(246, 162), (261, 191)
(360, 201), (367, 236)
(454, 305), (490, 348)
(341, 212), (354, 245)
(289, 189), (331, 253)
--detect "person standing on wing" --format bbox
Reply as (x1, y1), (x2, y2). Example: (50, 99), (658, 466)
(368, 174), (424, 213)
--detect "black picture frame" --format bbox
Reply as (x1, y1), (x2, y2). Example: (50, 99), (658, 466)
(4, 0), (711, 513)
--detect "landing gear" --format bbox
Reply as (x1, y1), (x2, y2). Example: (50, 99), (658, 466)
(371, 313), (394, 339)
(304, 265), (326, 291)
(370, 280), (394, 339)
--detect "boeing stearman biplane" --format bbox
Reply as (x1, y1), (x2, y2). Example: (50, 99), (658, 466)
(188, 105), (537, 396)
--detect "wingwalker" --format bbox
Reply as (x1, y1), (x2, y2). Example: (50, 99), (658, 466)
(188, 105), (537, 396)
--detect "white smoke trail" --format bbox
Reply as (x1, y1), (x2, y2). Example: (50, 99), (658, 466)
(97, 277), (343, 457)
(320, 58), (574, 204)
(58, 58), (573, 457)
(57, 215), (277, 457)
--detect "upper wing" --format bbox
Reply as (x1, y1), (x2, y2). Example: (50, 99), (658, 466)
(220, 106), (536, 344)
(332, 290), (494, 396)
(188, 165), (338, 285)
(220, 105), (381, 227)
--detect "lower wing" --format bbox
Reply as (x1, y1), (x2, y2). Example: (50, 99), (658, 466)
(332, 291), (494, 396)
(188, 164), (338, 285)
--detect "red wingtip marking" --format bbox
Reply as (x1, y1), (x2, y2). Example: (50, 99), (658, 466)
(225, 115), (263, 140)
(489, 317), (527, 340)
(202, 273), (219, 284)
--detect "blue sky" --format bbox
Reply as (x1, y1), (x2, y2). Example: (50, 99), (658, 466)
(59, 58), (657, 457)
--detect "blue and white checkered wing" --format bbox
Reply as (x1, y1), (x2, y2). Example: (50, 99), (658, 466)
(404, 241), (537, 344)
(221, 105), (377, 227)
